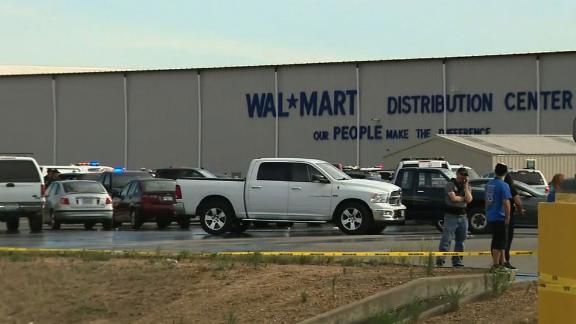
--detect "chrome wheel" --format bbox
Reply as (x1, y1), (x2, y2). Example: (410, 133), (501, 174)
(470, 212), (487, 233)
(205, 208), (226, 230)
(341, 208), (362, 231)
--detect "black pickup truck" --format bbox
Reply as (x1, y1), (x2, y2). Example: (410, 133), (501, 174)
(392, 167), (456, 231)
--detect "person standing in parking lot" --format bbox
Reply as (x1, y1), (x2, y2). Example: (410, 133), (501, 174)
(547, 173), (566, 202)
(43, 169), (60, 187)
(437, 167), (473, 267)
(486, 163), (512, 272)
(503, 174), (524, 270)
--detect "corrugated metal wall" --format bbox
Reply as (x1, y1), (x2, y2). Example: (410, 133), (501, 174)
(492, 155), (576, 182)
(0, 52), (575, 173)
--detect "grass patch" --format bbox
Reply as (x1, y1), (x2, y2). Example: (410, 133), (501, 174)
(490, 271), (511, 296)
(442, 283), (467, 311)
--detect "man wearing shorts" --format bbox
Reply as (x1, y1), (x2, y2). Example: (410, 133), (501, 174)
(485, 163), (512, 271)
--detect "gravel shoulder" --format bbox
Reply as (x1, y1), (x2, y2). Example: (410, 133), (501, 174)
(0, 254), (480, 324)
(423, 283), (538, 324)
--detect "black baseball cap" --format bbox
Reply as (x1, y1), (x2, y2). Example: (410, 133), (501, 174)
(456, 167), (469, 176)
(494, 163), (508, 176)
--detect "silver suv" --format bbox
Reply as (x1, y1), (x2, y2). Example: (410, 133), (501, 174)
(0, 156), (45, 232)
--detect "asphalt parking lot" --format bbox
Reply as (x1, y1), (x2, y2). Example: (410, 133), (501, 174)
(0, 221), (538, 274)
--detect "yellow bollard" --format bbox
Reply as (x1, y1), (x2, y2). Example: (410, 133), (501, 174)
(539, 202), (576, 323)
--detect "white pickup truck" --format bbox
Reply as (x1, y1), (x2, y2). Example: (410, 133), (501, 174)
(176, 158), (406, 235)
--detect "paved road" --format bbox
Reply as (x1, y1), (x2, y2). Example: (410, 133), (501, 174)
(0, 221), (538, 274)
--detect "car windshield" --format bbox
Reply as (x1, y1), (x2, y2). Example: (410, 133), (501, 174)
(510, 171), (545, 186)
(142, 180), (176, 192)
(197, 169), (217, 178)
(0, 160), (40, 183)
(112, 172), (153, 188)
(59, 173), (101, 181)
(318, 163), (351, 180)
(63, 181), (106, 193)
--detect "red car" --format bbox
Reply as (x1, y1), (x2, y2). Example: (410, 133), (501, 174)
(112, 179), (188, 229)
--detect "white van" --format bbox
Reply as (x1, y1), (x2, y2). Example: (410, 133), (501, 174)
(0, 156), (45, 232)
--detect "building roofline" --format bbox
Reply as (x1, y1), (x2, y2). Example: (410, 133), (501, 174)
(1, 50), (575, 78)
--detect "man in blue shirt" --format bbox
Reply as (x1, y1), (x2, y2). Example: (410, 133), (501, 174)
(485, 163), (512, 271)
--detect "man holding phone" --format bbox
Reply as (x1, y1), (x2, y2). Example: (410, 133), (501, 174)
(437, 167), (473, 267)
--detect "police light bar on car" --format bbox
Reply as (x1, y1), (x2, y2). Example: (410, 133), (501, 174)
(113, 167), (125, 173)
(75, 161), (100, 166)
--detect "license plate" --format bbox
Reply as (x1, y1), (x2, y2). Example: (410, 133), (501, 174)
(81, 198), (96, 205)
(162, 196), (173, 202)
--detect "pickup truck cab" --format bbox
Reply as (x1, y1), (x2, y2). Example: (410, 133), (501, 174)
(393, 167), (456, 230)
(176, 158), (406, 235)
(0, 156), (45, 232)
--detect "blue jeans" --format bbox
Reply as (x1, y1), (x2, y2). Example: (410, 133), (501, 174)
(437, 213), (468, 266)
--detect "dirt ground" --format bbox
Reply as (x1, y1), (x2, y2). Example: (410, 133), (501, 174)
(423, 283), (538, 324)
(0, 254), (479, 324)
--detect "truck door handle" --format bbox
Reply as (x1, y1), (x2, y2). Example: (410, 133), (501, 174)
(290, 187), (302, 190)
(417, 190), (425, 193)
(6, 183), (14, 188)
(251, 186), (262, 189)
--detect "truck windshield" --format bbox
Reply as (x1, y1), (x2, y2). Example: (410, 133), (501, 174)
(318, 163), (351, 180)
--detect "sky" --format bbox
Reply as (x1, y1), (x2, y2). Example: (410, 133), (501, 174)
(0, 0), (575, 69)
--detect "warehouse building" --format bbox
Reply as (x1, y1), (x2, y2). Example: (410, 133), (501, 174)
(0, 51), (575, 175)
(382, 135), (576, 180)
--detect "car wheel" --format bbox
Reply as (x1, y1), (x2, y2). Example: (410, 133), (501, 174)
(177, 217), (190, 229)
(6, 217), (19, 233)
(156, 218), (171, 229)
(29, 212), (43, 233)
(468, 211), (488, 234)
(50, 211), (61, 230)
(435, 217), (444, 232)
(102, 220), (113, 231)
(199, 201), (234, 235)
(335, 202), (373, 235)
(130, 210), (143, 229)
(84, 222), (95, 230)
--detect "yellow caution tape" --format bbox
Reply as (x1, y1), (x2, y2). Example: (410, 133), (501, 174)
(0, 247), (537, 257)
(539, 273), (576, 296)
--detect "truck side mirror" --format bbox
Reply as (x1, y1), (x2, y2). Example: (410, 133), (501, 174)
(312, 174), (330, 184)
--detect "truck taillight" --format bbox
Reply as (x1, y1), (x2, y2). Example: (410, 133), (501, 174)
(545, 185), (550, 194)
(41, 184), (45, 196)
(105, 197), (112, 204)
(175, 185), (182, 199)
(60, 197), (70, 205)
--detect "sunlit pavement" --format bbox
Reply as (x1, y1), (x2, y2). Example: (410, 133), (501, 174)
(0, 222), (538, 274)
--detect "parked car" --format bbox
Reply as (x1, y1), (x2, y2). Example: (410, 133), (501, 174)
(467, 178), (544, 234)
(482, 169), (548, 195)
(449, 164), (480, 179)
(0, 156), (45, 232)
(176, 158), (406, 235)
(98, 170), (154, 198)
(392, 158), (451, 184)
(59, 172), (102, 181)
(113, 179), (184, 229)
(154, 167), (217, 180)
(392, 167), (456, 230)
(43, 181), (113, 230)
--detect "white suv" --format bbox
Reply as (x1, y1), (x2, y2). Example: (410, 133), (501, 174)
(0, 156), (45, 232)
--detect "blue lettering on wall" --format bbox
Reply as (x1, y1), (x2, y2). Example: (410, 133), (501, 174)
(247, 89), (573, 118)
